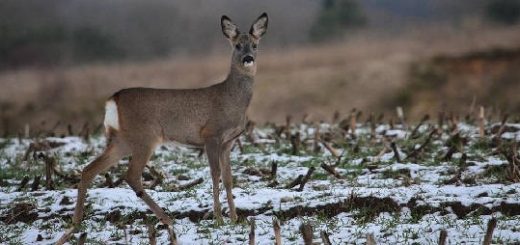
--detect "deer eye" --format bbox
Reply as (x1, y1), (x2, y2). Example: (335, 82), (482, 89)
(252, 43), (257, 49)
(235, 44), (242, 50)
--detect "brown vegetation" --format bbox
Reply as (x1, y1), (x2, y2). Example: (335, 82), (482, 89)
(1, 24), (520, 135)
(391, 45), (520, 118)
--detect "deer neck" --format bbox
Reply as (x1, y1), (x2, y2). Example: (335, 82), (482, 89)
(222, 63), (255, 102)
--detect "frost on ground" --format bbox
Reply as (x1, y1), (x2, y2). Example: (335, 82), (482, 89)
(1, 120), (520, 244)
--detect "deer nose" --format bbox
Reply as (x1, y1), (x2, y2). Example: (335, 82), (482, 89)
(242, 55), (254, 65)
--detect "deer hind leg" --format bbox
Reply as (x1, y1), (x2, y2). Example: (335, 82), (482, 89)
(125, 146), (177, 244)
(205, 140), (223, 224)
(56, 142), (127, 245)
(220, 139), (237, 222)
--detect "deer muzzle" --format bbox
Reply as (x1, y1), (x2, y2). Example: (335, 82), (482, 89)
(242, 55), (254, 67)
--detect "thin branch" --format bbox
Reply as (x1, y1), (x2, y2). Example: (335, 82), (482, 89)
(273, 217), (281, 245)
(297, 167), (315, 191)
(482, 217), (497, 245)
(299, 222), (313, 245)
(321, 163), (343, 179)
(249, 218), (256, 245)
(321, 230), (332, 245)
(438, 229), (447, 245)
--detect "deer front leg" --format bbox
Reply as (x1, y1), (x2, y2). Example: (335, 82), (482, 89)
(206, 140), (223, 225)
(221, 139), (237, 222)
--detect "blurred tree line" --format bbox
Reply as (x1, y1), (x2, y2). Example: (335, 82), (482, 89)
(486, 0), (520, 24)
(309, 0), (367, 42)
(0, 25), (124, 68)
(0, 0), (318, 69)
(0, 0), (518, 69)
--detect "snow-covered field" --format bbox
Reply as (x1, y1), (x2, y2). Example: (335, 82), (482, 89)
(1, 121), (520, 244)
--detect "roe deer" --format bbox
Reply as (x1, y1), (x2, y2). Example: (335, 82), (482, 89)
(56, 13), (268, 245)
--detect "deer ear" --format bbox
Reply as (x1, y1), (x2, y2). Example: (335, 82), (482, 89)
(221, 15), (239, 40)
(249, 12), (268, 39)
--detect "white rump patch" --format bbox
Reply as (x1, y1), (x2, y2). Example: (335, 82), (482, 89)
(104, 99), (119, 131)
